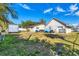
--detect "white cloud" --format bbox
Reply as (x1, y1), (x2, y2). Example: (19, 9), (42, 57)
(69, 4), (78, 12)
(72, 23), (78, 26)
(74, 11), (79, 16)
(65, 13), (71, 16)
(65, 4), (78, 16)
(56, 6), (65, 12)
(19, 4), (32, 10)
(44, 8), (53, 14)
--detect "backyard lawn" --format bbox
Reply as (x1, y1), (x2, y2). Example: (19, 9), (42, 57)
(0, 34), (52, 56)
(19, 32), (79, 50)
(0, 32), (79, 56)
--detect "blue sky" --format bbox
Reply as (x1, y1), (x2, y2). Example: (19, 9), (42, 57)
(8, 3), (79, 25)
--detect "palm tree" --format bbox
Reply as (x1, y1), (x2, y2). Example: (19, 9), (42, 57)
(0, 3), (18, 19)
(0, 3), (18, 30)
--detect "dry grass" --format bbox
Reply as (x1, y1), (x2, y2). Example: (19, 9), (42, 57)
(19, 32), (79, 50)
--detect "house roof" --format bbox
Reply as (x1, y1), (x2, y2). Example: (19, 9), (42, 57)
(26, 25), (35, 28)
(26, 24), (45, 28)
(47, 18), (72, 28)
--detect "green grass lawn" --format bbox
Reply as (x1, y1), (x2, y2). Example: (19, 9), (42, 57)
(0, 33), (79, 56)
(0, 34), (53, 56)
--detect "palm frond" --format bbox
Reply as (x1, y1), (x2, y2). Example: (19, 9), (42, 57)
(4, 4), (18, 18)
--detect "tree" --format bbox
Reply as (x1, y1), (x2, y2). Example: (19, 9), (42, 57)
(0, 3), (18, 30)
(20, 20), (38, 28)
(39, 19), (46, 25)
(0, 3), (18, 19)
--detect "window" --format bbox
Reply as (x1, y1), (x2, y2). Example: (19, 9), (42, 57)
(59, 29), (66, 33)
(49, 27), (51, 29)
(58, 26), (63, 28)
(36, 27), (39, 29)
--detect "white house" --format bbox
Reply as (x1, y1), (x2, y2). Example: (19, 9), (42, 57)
(46, 18), (73, 33)
(75, 24), (79, 32)
(19, 28), (27, 31)
(31, 24), (45, 32)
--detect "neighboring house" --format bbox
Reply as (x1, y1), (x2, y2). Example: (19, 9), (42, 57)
(27, 20), (46, 32)
(8, 24), (19, 32)
(32, 24), (45, 32)
(8, 24), (27, 32)
(25, 18), (73, 33)
(75, 24), (79, 32)
(19, 28), (27, 32)
(46, 18), (73, 33)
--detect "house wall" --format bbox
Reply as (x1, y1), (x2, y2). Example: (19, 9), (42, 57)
(76, 27), (79, 32)
(32, 24), (45, 32)
(8, 24), (19, 32)
(66, 28), (72, 33)
(46, 19), (66, 32)
(46, 19), (72, 33)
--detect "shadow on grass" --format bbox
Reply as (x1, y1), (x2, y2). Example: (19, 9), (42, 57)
(45, 34), (65, 40)
(45, 34), (79, 47)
